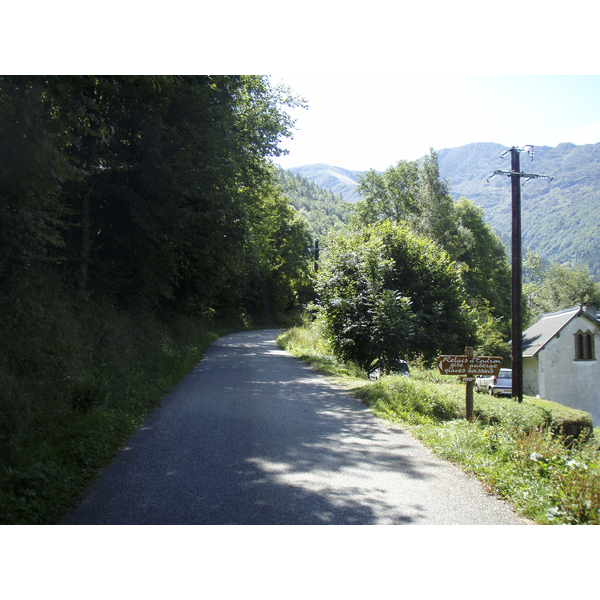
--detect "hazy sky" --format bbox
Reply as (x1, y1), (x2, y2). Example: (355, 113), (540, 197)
(272, 75), (600, 172)
(7, 2), (600, 176)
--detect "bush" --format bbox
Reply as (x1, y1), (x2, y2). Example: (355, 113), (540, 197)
(316, 222), (476, 370)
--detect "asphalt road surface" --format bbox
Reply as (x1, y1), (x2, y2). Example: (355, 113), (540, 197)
(63, 330), (530, 525)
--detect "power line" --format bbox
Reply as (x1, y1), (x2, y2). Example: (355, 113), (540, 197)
(487, 145), (554, 185)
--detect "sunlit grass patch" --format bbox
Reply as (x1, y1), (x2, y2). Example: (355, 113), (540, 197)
(278, 322), (600, 524)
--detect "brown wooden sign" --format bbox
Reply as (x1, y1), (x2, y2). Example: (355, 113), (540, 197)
(438, 348), (504, 423)
(437, 355), (503, 377)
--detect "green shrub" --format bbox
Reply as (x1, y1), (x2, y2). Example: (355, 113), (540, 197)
(315, 223), (476, 370)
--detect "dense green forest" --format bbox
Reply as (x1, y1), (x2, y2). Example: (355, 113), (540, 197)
(0, 76), (313, 318)
(0, 75), (315, 522)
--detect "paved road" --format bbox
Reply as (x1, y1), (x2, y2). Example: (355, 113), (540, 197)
(63, 330), (530, 525)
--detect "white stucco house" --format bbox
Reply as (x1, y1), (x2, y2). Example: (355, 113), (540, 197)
(522, 305), (600, 425)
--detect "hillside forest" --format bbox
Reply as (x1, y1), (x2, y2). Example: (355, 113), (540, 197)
(279, 168), (353, 240)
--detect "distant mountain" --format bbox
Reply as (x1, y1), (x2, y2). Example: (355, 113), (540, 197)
(437, 142), (600, 280)
(288, 164), (366, 203)
(287, 142), (600, 280)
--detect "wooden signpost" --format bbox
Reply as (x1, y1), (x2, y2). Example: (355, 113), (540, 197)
(437, 347), (503, 422)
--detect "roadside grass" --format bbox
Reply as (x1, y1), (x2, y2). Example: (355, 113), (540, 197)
(0, 312), (234, 525)
(0, 272), (295, 524)
(277, 322), (600, 524)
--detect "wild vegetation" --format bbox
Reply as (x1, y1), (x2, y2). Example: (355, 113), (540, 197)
(523, 249), (600, 326)
(278, 323), (599, 524)
(316, 221), (476, 372)
(314, 149), (513, 368)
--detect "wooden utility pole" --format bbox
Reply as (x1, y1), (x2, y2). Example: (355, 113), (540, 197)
(314, 239), (319, 272)
(488, 146), (552, 403)
(510, 147), (524, 403)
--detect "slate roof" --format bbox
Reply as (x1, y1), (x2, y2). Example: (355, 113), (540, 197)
(522, 305), (600, 358)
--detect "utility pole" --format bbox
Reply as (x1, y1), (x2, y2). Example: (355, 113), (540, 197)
(314, 239), (319, 272)
(510, 147), (524, 403)
(488, 146), (552, 403)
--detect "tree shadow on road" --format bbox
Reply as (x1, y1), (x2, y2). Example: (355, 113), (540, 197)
(63, 331), (496, 525)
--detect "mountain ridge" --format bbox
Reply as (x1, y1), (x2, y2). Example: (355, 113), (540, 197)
(286, 141), (600, 280)
(288, 163), (367, 202)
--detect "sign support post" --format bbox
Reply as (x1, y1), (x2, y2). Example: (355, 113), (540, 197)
(465, 347), (474, 422)
(437, 350), (503, 422)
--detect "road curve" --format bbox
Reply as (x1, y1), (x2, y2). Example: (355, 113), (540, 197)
(63, 330), (530, 525)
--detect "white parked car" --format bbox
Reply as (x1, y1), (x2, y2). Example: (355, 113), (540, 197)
(475, 368), (512, 396)
(369, 359), (410, 381)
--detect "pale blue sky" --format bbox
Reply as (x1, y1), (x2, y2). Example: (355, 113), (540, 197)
(272, 74), (600, 172)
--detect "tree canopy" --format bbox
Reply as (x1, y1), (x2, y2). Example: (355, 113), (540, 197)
(523, 249), (600, 325)
(316, 221), (476, 369)
(350, 149), (513, 355)
(0, 75), (311, 319)
(354, 149), (511, 320)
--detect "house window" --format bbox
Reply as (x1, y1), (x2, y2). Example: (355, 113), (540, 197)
(574, 330), (595, 360)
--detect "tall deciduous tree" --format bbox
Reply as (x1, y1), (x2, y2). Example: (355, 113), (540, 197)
(353, 147), (512, 349)
(241, 171), (313, 316)
(0, 76), (76, 282)
(355, 160), (419, 224)
(0, 75), (310, 318)
(316, 221), (476, 368)
(524, 249), (600, 325)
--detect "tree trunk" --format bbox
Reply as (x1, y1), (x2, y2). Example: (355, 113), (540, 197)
(79, 114), (97, 300)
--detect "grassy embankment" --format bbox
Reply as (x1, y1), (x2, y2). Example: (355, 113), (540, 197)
(0, 271), (295, 525)
(277, 322), (600, 525)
